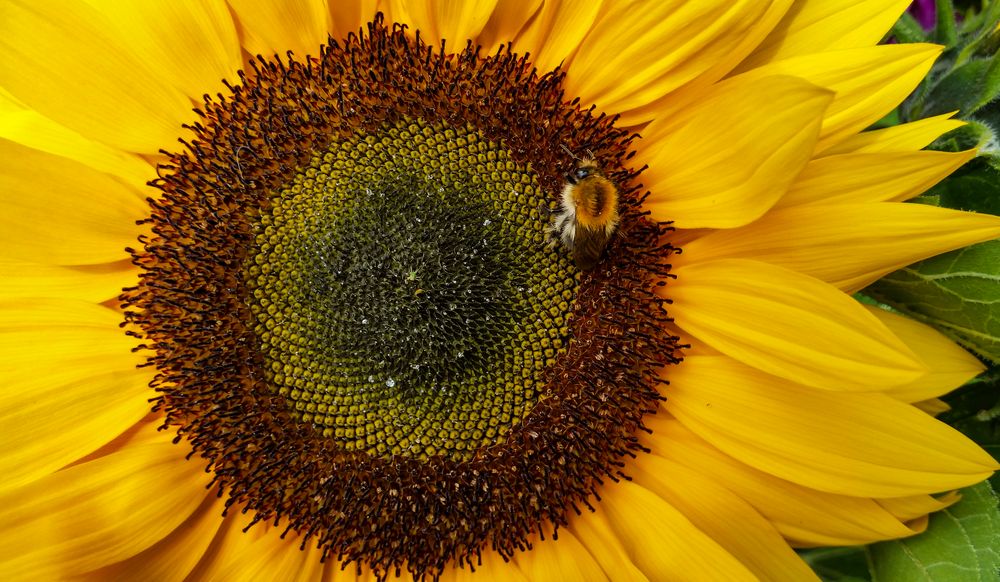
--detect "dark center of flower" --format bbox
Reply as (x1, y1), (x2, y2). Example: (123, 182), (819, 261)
(124, 14), (679, 581)
(250, 119), (575, 459)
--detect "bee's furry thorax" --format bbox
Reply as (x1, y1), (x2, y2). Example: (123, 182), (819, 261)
(549, 159), (620, 270)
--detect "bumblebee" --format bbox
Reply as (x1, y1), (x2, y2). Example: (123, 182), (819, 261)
(548, 157), (620, 270)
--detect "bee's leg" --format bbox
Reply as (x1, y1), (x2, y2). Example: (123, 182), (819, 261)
(540, 203), (561, 249)
(547, 210), (575, 251)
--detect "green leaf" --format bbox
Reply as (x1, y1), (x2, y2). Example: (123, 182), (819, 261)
(866, 241), (1000, 364)
(868, 481), (1000, 582)
(923, 159), (1000, 215)
(922, 58), (994, 117)
(800, 546), (871, 582)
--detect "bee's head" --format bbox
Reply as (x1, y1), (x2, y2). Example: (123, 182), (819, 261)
(566, 161), (600, 185)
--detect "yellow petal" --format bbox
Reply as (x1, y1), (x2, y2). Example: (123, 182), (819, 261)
(600, 480), (758, 580)
(387, 0), (500, 50)
(178, 511), (275, 582)
(504, 0), (600, 76)
(565, 0), (774, 116)
(229, 0), (331, 59)
(513, 527), (606, 582)
(208, 529), (328, 582)
(0, 139), (147, 266)
(329, 1), (381, 40)
(665, 355), (998, 497)
(0, 299), (149, 491)
(80, 1), (241, 101)
(641, 75), (831, 229)
(0, 89), (155, 187)
(616, 0), (795, 127)
(631, 454), (819, 581)
(0, 2), (194, 154)
(682, 204), (1000, 293)
(441, 548), (529, 582)
(0, 439), (210, 579)
(737, 0), (911, 70)
(669, 259), (924, 390)
(777, 150), (974, 207)
(81, 494), (227, 582)
(866, 306), (986, 403)
(0, 261), (136, 303)
(734, 44), (942, 152)
(822, 112), (965, 155)
(643, 415), (925, 545)
(876, 493), (959, 522)
(568, 510), (648, 582)
(913, 398), (951, 416)
(475, 0), (543, 55)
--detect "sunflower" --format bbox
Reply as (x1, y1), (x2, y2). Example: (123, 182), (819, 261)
(2, 0), (999, 580)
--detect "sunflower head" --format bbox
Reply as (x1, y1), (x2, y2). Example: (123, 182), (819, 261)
(122, 14), (679, 578)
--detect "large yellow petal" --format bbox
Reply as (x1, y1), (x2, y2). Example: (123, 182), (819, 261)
(0, 261), (135, 304)
(0, 140), (147, 266)
(512, 527), (606, 582)
(229, 0), (331, 59)
(913, 398), (951, 416)
(776, 150), (974, 207)
(641, 75), (831, 229)
(643, 415), (925, 545)
(0, 439), (211, 579)
(568, 511), (649, 582)
(208, 529), (331, 582)
(822, 112), (965, 155)
(599, 480), (758, 580)
(565, 0), (772, 117)
(329, 1), (381, 40)
(865, 306), (986, 403)
(441, 548), (529, 582)
(631, 454), (819, 581)
(616, 0), (795, 127)
(734, 44), (941, 152)
(81, 494), (227, 582)
(0, 1), (194, 154)
(178, 511), (276, 582)
(502, 0), (598, 76)
(668, 259), (925, 390)
(665, 355), (998, 497)
(388, 0), (499, 50)
(80, 1), (241, 101)
(736, 0), (911, 71)
(0, 299), (149, 492)
(876, 493), (959, 522)
(475, 0), (542, 56)
(682, 204), (1000, 292)
(0, 89), (155, 186)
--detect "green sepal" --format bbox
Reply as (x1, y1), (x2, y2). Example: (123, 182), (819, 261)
(934, 0), (958, 46)
(921, 57), (998, 117)
(891, 11), (929, 44)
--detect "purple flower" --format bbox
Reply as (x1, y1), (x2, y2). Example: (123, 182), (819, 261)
(909, 0), (937, 30)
